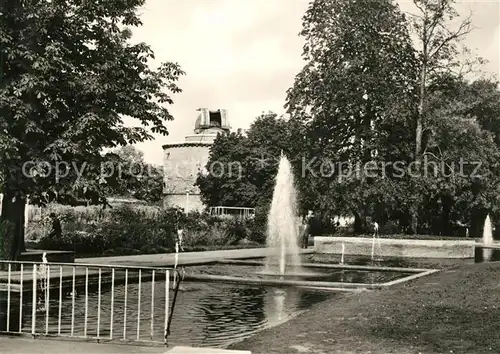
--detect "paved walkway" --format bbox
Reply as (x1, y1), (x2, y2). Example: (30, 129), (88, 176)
(77, 248), (314, 267)
(0, 336), (250, 353)
(0, 248), (313, 287)
(0, 336), (165, 353)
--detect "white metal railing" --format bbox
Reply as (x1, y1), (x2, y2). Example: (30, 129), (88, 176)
(0, 260), (182, 346)
(209, 206), (255, 219)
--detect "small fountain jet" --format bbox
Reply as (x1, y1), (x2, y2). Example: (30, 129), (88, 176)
(482, 214), (494, 262)
(340, 242), (345, 265)
(371, 222), (382, 262)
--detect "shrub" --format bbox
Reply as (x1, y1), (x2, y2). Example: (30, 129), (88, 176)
(332, 226), (355, 237)
(183, 224), (236, 247)
(34, 204), (266, 257)
(37, 205), (176, 256)
(248, 203), (268, 244)
(382, 220), (401, 234)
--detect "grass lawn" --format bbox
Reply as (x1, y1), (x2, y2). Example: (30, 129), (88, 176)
(230, 261), (500, 354)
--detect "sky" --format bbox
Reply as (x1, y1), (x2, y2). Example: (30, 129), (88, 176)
(127, 0), (500, 165)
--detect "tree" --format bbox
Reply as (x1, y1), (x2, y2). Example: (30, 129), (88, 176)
(286, 0), (419, 231)
(382, 72), (500, 236)
(410, 0), (473, 161)
(106, 145), (164, 204)
(196, 131), (252, 207)
(0, 0), (184, 262)
(196, 112), (291, 209)
(114, 145), (145, 166)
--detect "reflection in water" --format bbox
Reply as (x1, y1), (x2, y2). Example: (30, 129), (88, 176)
(160, 283), (331, 347)
(191, 286), (266, 344)
(273, 289), (286, 322)
(264, 288), (293, 325)
(476, 247), (500, 263)
(24, 281), (331, 348)
(483, 248), (493, 261)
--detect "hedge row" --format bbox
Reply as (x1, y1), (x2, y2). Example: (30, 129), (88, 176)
(32, 205), (267, 257)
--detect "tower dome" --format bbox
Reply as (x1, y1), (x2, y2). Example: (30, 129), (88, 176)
(194, 108), (230, 134)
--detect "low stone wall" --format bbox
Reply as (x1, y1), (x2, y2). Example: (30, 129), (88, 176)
(314, 236), (475, 259)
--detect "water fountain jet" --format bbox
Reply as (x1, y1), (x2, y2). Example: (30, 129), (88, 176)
(483, 214), (493, 261)
(371, 222), (382, 262)
(264, 154), (302, 276)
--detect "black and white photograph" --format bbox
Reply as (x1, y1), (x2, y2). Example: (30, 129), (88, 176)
(1, 0), (499, 353)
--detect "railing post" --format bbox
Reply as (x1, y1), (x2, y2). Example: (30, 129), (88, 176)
(110, 268), (115, 340)
(71, 266), (75, 337)
(31, 264), (37, 337)
(58, 266), (62, 335)
(19, 264), (23, 333)
(150, 270), (155, 340)
(45, 265), (50, 335)
(166, 270), (181, 340)
(136, 269), (142, 341)
(164, 269), (169, 346)
(123, 269), (128, 340)
(97, 267), (102, 340)
(84, 267), (88, 338)
(6, 263), (11, 332)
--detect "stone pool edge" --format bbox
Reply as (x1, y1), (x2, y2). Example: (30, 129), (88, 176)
(314, 236), (475, 259)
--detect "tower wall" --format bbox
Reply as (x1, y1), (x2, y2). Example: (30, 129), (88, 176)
(162, 143), (212, 212)
(163, 107), (230, 212)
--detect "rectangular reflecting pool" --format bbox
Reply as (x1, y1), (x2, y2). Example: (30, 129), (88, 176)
(12, 257), (438, 348)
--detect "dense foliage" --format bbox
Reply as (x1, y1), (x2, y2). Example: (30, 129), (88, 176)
(198, 0), (500, 238)
(34, 205), (264, 256)
(104, 145), (164, 204)
(0, 0), (184, 260)
(196, 112), (294, 209)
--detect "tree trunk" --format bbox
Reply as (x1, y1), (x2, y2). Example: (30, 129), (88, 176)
(375, 201), (386, 234)
(415, 59), (426, 159)
(353, 209), (366, 234)
(409, 207), (418, 235)
(441, 196), (453, 236)
(494, 223), (500, 241)
(0, 190), (26, 266)
(416, 7), (429, 160)
(409, 181), (419, 235)
(411, 62), (427, 236)
(470, 208), (487, 239)
(412, 12), (430, 236)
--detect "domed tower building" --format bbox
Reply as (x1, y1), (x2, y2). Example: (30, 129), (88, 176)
(162, 108), (230, 212)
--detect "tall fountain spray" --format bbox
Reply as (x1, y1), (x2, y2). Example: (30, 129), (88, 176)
(265, 153), (302, 276)
(483, 214), (493, 261)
